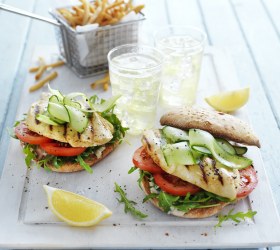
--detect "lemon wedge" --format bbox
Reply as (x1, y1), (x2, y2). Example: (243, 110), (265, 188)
(43, 185), (112, 227)
(205, 87), (250, 112)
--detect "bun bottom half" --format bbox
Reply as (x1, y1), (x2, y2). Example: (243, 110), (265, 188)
(23, 142), (119, 173)
(48, 143), (118, 173)
(141, 176), (230, 219)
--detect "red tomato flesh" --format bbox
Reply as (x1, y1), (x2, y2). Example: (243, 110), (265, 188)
(132, 146), (163, 174)
(40, 142), (86, 157)
(237, 166), (258, 198)
(15, 122), (52, 145)
(154, 173), (201, 196)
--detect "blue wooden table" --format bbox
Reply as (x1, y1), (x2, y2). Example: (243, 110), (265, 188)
(0, 0), (279, 249)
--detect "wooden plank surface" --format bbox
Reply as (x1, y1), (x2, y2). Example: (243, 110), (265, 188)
(197, 0), (280, 214)
(232, 0), (280, 127)
(262, 0), (280, 36)
(0, 0), (34, 168)
(0, 0), (57, 173)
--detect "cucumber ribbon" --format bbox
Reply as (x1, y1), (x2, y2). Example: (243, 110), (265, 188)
(37, 85), (121, 133)
(161, 126), (251, 170)
(189, 129), (252, 169)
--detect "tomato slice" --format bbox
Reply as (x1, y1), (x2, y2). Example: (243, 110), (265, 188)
(40, 142), (86, 157)
(15, 122), (52, 145)
(132, 146), (163, 174)
(153, 173), (201, 196)
(237, 166), (258, 198)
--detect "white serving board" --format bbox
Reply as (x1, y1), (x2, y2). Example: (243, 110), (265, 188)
(0, 46), (279, 249)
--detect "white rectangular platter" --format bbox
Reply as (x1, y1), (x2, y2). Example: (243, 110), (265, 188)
(0, 46), (279, 249)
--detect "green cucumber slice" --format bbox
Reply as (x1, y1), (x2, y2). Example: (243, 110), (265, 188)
(65, 105), (88, 133)
(48, 85), (64, 102)
(162, 142), (195, 166)
(162, 126), (189, 143)
(49, 95), (61, 104)
(216, 138), (236, 155)
(189, 129), (252, 169)
(234, 146), (248, 155)
(66, 92), (86, 100)
(63, 94), (82, 109)
(193, 138), (248, 156)
(192, 146), (211, 155)
(36, 114), (60, 126)
(49, 115), (66, 125)
(47, 102), (70, 122)
(190, 148), (204, 163)
(91, 95), (121, 113)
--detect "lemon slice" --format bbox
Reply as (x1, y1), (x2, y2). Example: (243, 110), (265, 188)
(205, 87), (250, 112)
(43, 185), (112, 227)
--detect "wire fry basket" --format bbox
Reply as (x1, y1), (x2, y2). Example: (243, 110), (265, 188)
(49, 8), (145, 78)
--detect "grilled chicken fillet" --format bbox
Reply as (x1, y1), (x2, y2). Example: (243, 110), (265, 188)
(26, 94), (114, 147)
(142, 129), (240, 200)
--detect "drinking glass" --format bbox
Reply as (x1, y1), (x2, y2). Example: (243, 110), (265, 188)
(154, 25), (206, 107)
(108, 44), (163, 135)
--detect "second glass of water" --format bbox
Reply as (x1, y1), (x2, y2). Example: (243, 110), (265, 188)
(155, 25), (206, 107)
(108, 44), (163, 135)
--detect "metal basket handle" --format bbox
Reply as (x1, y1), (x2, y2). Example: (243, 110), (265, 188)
(0, 3), (60, 26)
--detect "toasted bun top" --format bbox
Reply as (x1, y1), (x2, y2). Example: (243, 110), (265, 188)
(160, 106), (260, 148)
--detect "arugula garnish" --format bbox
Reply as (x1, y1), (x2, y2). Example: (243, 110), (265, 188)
(128, 166), (137, 174)
(137, 170), (152, 189)
(37, 156), (52, 172)
(215, 209), (257, 228)
(114, 182), (147, 219)
(52, 156), (63, 169)
(76, 155), (93, 174)
(158, 192), (180, 213)
(23, 144), (36, 168)
(142, 193), (158, 203)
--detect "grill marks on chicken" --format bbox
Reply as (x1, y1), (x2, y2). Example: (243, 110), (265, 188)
(26, 94), (114, 147)
(141, 129), (241, 200)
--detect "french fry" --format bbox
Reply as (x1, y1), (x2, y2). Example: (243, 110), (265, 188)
(89, 4), (95, 13)
(131, 4), (145, 14)
(29, 60), (65, 73)
(58, 0), (144, 28)
(81, 0), (90, 25)
(29, 67), (39, 73)
(105, 1), (124, 11)
(58, 9), (76, 27)
(103, 82), (109, 91)
(88, 5), (102, 24)
(29, 72), (58, 92)
(127, 0), (133, 10)
(35, 57), (47, 81)
(103, 12), (113, 20)
(95, 0), (101, 7)
(90, 73), (109, 90)
(72, 6), (84, 16)
(95, 0), (108, 25)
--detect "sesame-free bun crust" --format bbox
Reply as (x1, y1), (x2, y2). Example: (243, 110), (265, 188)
(160, 106), (260, 148)
(141, 176), (229, 218)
